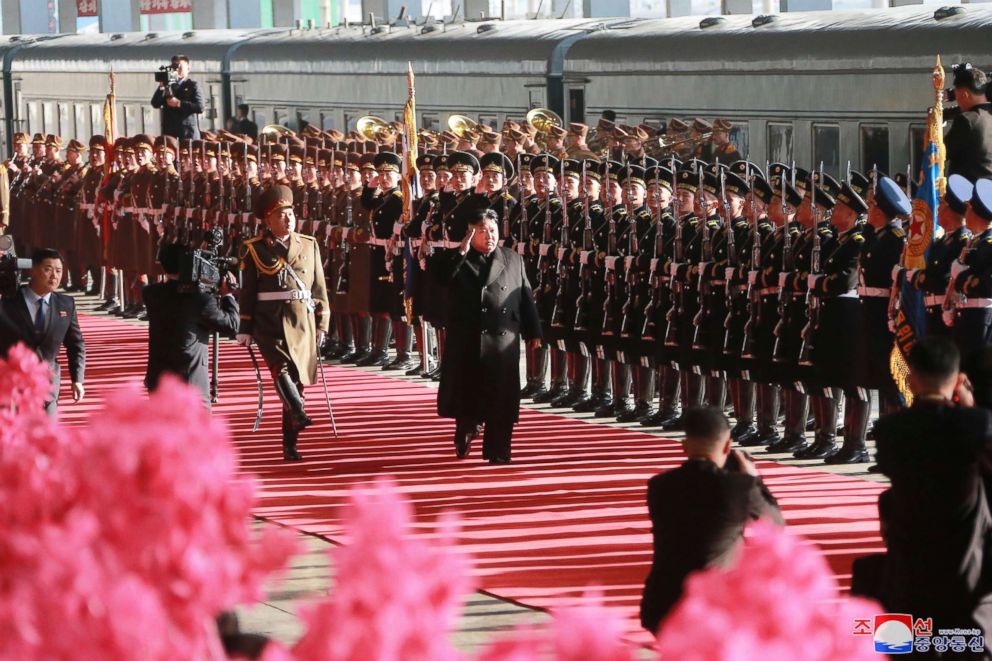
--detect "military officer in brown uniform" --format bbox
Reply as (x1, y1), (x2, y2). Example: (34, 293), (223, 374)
(237, 185), (330, 461)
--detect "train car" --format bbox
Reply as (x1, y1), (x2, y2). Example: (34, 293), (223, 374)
(226, 19), (617, 135)
(567, 6), (992, 177)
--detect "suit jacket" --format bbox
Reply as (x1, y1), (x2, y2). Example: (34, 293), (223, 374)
(151, 78), (205, 140)
(435, 246), (541, 423)
(874, 401), (992, 625)
(0, 288), (85, 399)
(639, 458), (783, 635)
(143, 280), (240, 402)
(946, 103), (992, 182)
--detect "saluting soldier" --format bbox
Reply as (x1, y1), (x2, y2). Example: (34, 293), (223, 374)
(150, 135), (182, 258)
(73, 135), (107, 295)
(403, 152), (441, 375)
(55, 140), (87, 288)
(237, 184), (330, 462)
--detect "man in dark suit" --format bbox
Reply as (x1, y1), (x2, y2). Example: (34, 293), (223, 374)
(234, 104), (259, 141)
(0, 248), (85, 414)
(858, 337), (992, 647)
(946, 65), (992, 183)
(144, 243), (240, 406)
(639, 407), (783, 636)
(436, 208), (542, 464)
(150, 54), (205, 140)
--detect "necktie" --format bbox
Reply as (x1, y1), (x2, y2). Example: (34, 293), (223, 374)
(34, 298), (46, 335)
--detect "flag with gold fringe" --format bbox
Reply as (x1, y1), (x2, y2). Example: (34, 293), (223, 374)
(890, 56), (946, 405)
(401, 62), (419, 322)
(100, 69), (118, 260)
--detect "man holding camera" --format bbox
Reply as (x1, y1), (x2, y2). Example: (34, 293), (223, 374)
(237, 185), (329, 461)
(946, 64), (992, 183)
(150, 54), (205, 141)
(143, 243), (240, 406)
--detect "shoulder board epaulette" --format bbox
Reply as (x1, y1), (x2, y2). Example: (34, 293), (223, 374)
(893, 227), (906, 238)
(298, 233), (317, 243)
(502, 192), (514, 201)
(706, 219), (719, 227)
(591, 203), (604, 212)
(985, 237), (992, 244)
(244, 236), (263, 245)
(392, 190), (403, 198)
(638, 210), (652, 220)
(550, 198), (562, 206)
(852, 234), (865, 242)
(788, 226), (801, 235)
(817, 226), (832, 236)
(959, 232), (971, 242)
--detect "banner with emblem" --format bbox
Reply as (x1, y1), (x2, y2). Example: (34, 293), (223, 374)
(76, 0), (97, 17)
(401, 62), (418, 322)
(100, 70), (118, 260)
(889, 56), (946, 404)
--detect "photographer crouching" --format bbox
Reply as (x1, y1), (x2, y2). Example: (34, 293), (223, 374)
(237, 185), (329, 462)
(150, 54), (204, 140)
(143, 242), (240, 406)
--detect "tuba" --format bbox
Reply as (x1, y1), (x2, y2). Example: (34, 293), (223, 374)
(356, 115), (392, 142)
(259, 123), (295, 144)
(525, 107), (563, 150)
(447, 114), (478, 138)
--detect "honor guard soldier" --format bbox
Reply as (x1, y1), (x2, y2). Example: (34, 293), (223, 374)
(151, 135), (181, 250)
(55, 140), (87, 289)
(565, 123), (599, 161)
(946, 177), (992, 382)
(902, 174), (973, 337)
(710, 119), (740, 162)
(237, 184), (330, 462)
(73, 135), (107, 295)
(405, 152), (441, 375)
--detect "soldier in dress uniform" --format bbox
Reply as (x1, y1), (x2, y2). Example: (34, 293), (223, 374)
(709, 119), (740, 162)
(150, 135), (182, 263)
(565, 123), (599, 161)
(237, 184), (330, 462)
(545, 124), (569, 160)
(125, 134), (158, 319)
(73, 135), (106, 295)
(690, 119), (714, 162)
(55, 140), (87, 290)
(404, 152), (441, 375)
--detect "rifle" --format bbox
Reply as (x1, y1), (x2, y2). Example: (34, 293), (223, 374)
(741, 166), (761, 358)
(601, 168), (618, 336)
(719, 167), (737, 353)
(771, 172), (794, 361)
(517, 153), (530, 258)
(535, 162), (555, 303)
(550, 170), (572, 328)
(664, 159), (683, 347)
(335, 150), (353, 294)
(642, 174), (666, 340)
(691, 164), (711, 349)
(619, 159), (640, 337)
(798, 161), (824, 366)
(574, 160), (594, 331)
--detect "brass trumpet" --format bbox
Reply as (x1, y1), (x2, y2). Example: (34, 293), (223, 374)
(655, 131), (712, 153)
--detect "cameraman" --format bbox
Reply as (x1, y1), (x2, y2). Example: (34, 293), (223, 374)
(143, 242), (240, 405)
(945, 64), (992, 182)
(150, 54), (205, 140)
(639, 406), (783, 636)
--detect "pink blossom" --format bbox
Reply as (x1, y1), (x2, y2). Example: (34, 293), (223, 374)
(655, 520), (880, 661)
(0, 342), (52, 412)
(550, 590), (634, 661)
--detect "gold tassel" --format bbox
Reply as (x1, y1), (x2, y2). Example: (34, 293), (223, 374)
(890, 345), (913, 407)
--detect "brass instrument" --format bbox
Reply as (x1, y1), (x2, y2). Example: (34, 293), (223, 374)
(447, 114), (478, 138)
(652, 131), (712, 157)
(525, 107), (562, 135)
(356, 115), (392, 142)
(259, 123), (295, 143)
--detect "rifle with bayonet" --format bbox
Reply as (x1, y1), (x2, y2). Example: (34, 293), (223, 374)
(574, 160), (594, 331)
(798, 162), (824, 366)
(691, 165), (711, 350)
(740, 166), (762, 358)
(771, 170), (795, 361)
(642, 176), (666, 340)
(664, 160), (683, 347)
(601, 168), (619, 336)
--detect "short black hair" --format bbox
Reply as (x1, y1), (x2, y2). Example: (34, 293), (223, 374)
(32, 248), (62, 266)
(468, 208), (499, 227)
(601, 109), (617, 121)
(953, 64), (988, 95)
(908, 336), (960, 383)
(172, 54), (190, 65)
(683, 406), (731, 446)
(237, 104), (250, 114)
(157, 242), (185, 275)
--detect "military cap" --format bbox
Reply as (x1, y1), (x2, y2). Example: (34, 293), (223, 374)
(596, 118), (615, 133)
(246, 145), (258, 162)
(13, 132), (28, 145)
(547, 124), (567, 139)
(692, 118), (712, 133)
(202, 130), (217, 141)
(812, 171), (842, 201)
(118, 137), (134, 153)
(203, 142), (220, 157)
(325, 129), (345, 142)
(529, 153), (559, 174)
(945, 174), (974, 215)
(641, 156), (659, 170)
(768, 162), (790, 187)
(132, 134), (154, 152)
(701, 172), (720, 197)
(478, 130), (502, 147)
(439, 130), (459, 144)
(639, 124), (659, 138)
(647, 165), (675, 191)
(625, 126), (649, 142)
(836, 181), (868, 214)
(875, 176), (912, 218)
(31, 133), (45, 144)
(706, 161), (728, 177)
(730, 160), (763, 180)
(304, 136), (323, 149)
(317, 148), (332, 168)
(792, 167), (810, 192)
(502, 119), (521, 133)
(89, 135), (107, 151)
(373, 151), (402, 172)
(254, 184), (294, 219)
(154, 135), (178, 157)
(504, 128), (525, 142)
(971, 178), (992, 222)
(722, 172), (749, 199)
(751, 176), (774, 205)
(304, 147), (317, 165)
(569, 122), (589, 138)
(435, 153), (449, 171)
(846, 171), (869, 200)
(479, 152), (514, 178)
(448, 150), (480, 174)
(561, 158), (585, 181)
(416, 152), (437, 170)
(768, 175), (803, 207)
(713, 118), (733, 132)
(680, 158), (706, 175)
(809, 183), (836, 209)
(619, 163), (646, 188)
(66, 139), (86, 153)
(359, 152), (377, 170)
(288, 145), (305, 163)
(893, 172), (919, 198)
(666, 118), (689, 132)
(677, 168), (703, 193)
(45, 134), (63, 148)
(269, 144), (287, 162)
(600, 160), (623, 182)
(582, 159), (602, 182)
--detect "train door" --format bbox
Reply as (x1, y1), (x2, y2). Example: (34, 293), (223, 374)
(75, 105), (90, 142)
(58, 103), (71, 141)
(811, 123), (841, 179)
(859, 123), (890, 176)
(566, 86), (585, 125)
(766, 121), (793, 166)
(319, 109), (337, 131)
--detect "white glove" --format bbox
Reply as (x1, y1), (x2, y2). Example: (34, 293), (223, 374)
(316, 330), (326, 348)
(951, 260), (967, 279)
(747, 270), (758, 285)
(778, 272), (789, 288)
(236, 334), (252, 347)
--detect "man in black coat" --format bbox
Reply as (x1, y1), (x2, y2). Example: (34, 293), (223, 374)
(436, 208), (542, 464)
(639, 407), (783, 636)
(144, 243), (240, 405)
(946, 65), (992, 183)
(150, 54), (205, 140)
(0, 248), (85, 414)
(861, 337), (992, 648)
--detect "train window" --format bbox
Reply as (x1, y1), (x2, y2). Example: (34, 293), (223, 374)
(343, 113), (356, 132)
(766, 122), (793, 164)
(320, 112), (336, 131)
(730, 124), (749, 159)
(296, 110), (311, 133)
(27, 102), (39, 134)
(274, 108), (289, 128)
(568, 89), (585, 124)
(253, 110), (269, 128)
(125, 105), (141, 136)
(860, 125), (889, 175)
(58, 104), (70, 139)
(90, 104), (102, 137)
(478, 114), (498, 130)
(812, 124), (840, 179)
(421, 113), (439, 131)
(75, 105), (89, 139)
(143, 107), (157, 135)
(43, 103), (55, 134)
(909, 125), (927, 177)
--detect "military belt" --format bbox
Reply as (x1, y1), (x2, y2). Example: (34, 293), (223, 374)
(369, 237), (390, 247)
(857, 286), (889, 298)
(258, 290), (313, 302)
(924, 294), (945, 308)
(757, 287), (780, 297)
(959, 298), (992, 309)
(834, 289), (859, 299)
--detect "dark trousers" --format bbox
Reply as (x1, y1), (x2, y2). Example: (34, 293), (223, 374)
(455, 416), (514, 460)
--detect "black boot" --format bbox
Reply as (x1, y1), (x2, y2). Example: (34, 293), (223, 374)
(357, 317), (391, 367)
(825, 395), (870, 464)
(794, 392), (838, 459)
(527, 345), (550, 400)
(534, 348), (564, 403)
(594, 361), (622, 417)
(767, 389), (810, 452)
(619, 366), (656, 422)
(643, 366), (681, 427)
(344, 316), (372, 364)
(730, 379), (759, 443)
(274, 374), (313, 431)
(281, 410), (304, 461)
(662, 370), (702, 431)
(745, 382), (780, 446)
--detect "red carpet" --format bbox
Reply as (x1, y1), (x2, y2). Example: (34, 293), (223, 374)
(61, 312), (886, 641)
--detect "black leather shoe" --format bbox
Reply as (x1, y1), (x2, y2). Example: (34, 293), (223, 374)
(805, 416), (816, 432)
(740, 428), (779, 447)
(384, 356), (419, 372)
(794, 436), (837, 460)
(642, 409), (679, 427)
(573, 392), (606, 413)
(613, 398), (636, 420)
(824, 445), (869, 465)
(343, 348), (370, 364)
(618, 401), (654, 423)
(96, 299), (119, 311)
(282, 445), (304, 461)
(731, 421), (756, 440)
(407, 360), (433, 376)
(767, 433), (807, 454)
(867, 463), (882, 474)
(123, 304), (145, 319)
(534, 383), (566, 404)
(455, 431), (474, 458)
(661, 413), (687, 431)
(550, 387), (583, 408)
(488, 456), (512, 465)
(520, 381), (539, 398)
(593, 398), (617, 418)
(356, 350), (389, 367)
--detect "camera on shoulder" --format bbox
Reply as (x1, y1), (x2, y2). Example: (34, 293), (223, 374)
(155, 63), (180, 86)
(177, 229), (239, 294)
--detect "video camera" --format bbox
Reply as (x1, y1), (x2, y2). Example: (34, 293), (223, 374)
(177, 228), (239, 294)
(0, 235), (33, 299)
(155, 63), (179, 86)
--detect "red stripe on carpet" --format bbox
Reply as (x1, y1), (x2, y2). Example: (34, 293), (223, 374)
(60, 313), (886, 643)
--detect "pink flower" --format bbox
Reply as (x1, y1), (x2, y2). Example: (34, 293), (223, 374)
(550, 590), (634, 661)
(655, 520), (881, 661)
(0, 343), (52, 412)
